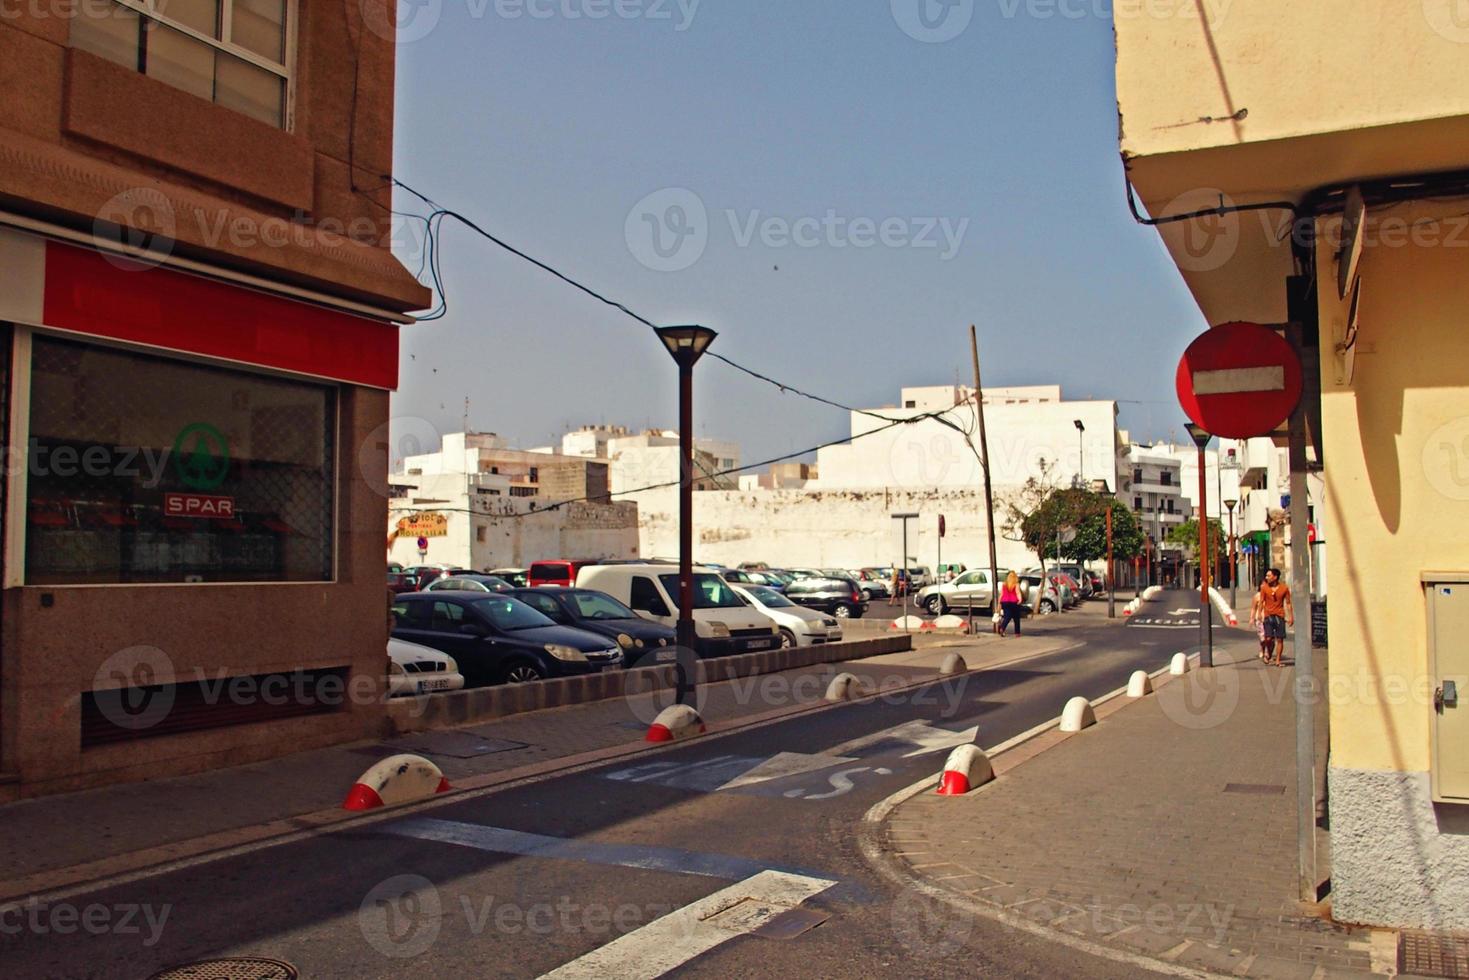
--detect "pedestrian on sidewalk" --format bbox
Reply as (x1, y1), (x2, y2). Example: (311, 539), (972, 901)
(887, 567), (901, 607)
(1258, 567), (1294, 666)
(997, 571), (1024, 636)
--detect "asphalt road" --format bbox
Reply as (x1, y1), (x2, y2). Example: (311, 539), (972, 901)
(4, 597), (1255, 980)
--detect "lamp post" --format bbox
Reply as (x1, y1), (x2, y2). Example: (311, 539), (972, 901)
(1224, 497), (1239, 613)
(1185, 422), (1214, 668)
(891, 513), (919, 630)
(1073, 419), (1085, 488)
(654, 324), (718, 704)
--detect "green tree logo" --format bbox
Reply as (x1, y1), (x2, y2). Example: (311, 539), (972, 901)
(172, 423), (230, 490)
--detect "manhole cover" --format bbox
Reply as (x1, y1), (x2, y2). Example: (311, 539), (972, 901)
(149, 957), (297, 980)
(1223, 783), (1286, 795)
(1400, 929), (1469, 979)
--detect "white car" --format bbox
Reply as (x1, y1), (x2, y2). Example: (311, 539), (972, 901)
(387, 637), (465, 697)
(732, 585), (842, 648)
(575, 563), (780, 655)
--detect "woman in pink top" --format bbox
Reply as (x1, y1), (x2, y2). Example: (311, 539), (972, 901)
(997, 571), (1024, 636)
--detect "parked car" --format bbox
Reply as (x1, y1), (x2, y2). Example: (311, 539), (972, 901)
(720, 568), (759, 586)
(575, 563), (780, 657)
(528, 559), (600, 588)
(745, 570), (790, 591)
(915, 568), (1014, 617)
(786, 567), (824, 581)
(425, 574), (514, 594)
(853, 569), (891, 600)
(1018, 571), (1062, 614)
(388, 568), (417, 595)
(907, 566), (933, 588)
(782, 576), (867, 619)
(1047, 572), (1080, 608)
(508, 587), (676, 666)
(1083, 569), (1106, 595)
(1055, 565), (1094, 599)
(732, 584), (842, 647)
(403, 564), (471, 591)
(387, 637), (465, 697)
(391, 593), (623, 687)
(488, 567), (530, 588)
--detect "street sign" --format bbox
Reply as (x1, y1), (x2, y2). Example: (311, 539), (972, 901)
(1176, 322), (1304, 438)
(416, 536), (429, 551)
(938, 514), (946, 538)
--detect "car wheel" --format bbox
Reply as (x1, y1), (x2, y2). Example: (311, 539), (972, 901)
(501, 660), (547, 684)
(861, 589), (873, 602)
(779, 628), (797, 649)
(833, 603), (853, 619)
(1040, 599), (1057, 615)
(925, 595), (946, 617)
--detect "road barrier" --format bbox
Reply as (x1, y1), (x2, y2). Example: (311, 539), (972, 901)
(1126, 670), (1153, 698)
(645, 704), (705, 743)
(383, 634), (914, 736)
(1059, 696), (1096, 733)
(342, 754), (451, 811)
(939, 653), (967, 676)
(1169, 652), (1190, 676)
(824, 673), (866, 702)
(935, 744), (993, 796)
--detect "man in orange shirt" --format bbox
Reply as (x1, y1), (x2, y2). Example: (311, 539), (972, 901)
(1258, 567), (1294, 666)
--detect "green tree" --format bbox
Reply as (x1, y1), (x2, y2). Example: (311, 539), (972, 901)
(1167, 518), (1226, 563)
(1070, 497), (1144, 563)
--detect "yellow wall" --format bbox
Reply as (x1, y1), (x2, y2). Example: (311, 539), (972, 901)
(1115, 0), (1469, 161)
(1318, 200), (1469, 773)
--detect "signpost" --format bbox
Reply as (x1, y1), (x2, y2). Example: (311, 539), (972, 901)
(1176, 322), (1304, 439)
(416, 535), (428, 561)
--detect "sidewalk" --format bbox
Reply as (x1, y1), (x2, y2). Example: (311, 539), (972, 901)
(880, 639), (1388, 979)
(0, 624), (1081, 902)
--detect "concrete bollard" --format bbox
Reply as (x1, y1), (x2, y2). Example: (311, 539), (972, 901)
(825, 672), (866, 702)
(939, 653), (967, 676)
(1169, 652), (1190, 676)
(343, 754), (451, 811)
(890, 615), (927, 631)
(1126, 670), (1153, 698)
(646, 704), (706, 743)
(935, 744), (994, 796)
(1059, 696), (1096, 733)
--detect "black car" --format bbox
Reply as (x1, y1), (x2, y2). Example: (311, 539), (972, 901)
(782, 576), (867, 619)
(508, 588), (677, 667)
(391, 592), (623, 687)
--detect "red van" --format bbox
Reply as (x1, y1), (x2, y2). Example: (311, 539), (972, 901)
(527, 559), (597, 588)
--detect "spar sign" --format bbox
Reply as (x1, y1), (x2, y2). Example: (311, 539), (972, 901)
(1176, 322), (1304, 439)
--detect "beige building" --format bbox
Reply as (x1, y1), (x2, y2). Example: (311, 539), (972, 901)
(1116, 0), (1469, 928)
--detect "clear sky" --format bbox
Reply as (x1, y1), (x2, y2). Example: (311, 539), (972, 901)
(389, 0), (1208, 470)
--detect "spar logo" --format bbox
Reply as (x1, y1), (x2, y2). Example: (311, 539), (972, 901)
(172, 423), (230, 491)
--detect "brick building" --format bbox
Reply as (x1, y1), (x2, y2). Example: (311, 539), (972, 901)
(0, 1), (428, 797)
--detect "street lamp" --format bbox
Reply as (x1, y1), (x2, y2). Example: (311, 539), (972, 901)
(654, 324), (718, 703)
(1185, 421), (1214, 668)
(1224, 497), (1239, 613)
(1073, 419), (1085, 487)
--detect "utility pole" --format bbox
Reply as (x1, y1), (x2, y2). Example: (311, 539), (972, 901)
(1106, 504), (1115, 618)
(1186, 422), (1214, 668)
(891, 513), (919, 631)
(1286, 320), (1318, 904)
(970, 326), (1000, 626)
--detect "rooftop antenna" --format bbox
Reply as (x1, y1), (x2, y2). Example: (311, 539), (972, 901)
(462, 397), (470, 434)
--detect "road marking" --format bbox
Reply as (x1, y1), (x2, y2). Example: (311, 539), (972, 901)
(1193, 365), (1285, 395)
(782, 766), (893, 800)
(604, 755), (766, 792)
(715, 752), (857, 791)
(380, 817), (826, 882)
(538, 869), (836, 980)
(827, 719), (979, 759)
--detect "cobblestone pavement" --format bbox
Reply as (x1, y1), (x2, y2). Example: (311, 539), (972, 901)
(882, 639), (1389, 979)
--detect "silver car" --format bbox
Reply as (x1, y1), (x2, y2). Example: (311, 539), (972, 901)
(916, 568), (1013, 616)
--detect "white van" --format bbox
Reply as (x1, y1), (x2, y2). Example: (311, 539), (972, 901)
(576, 563), (779, 656)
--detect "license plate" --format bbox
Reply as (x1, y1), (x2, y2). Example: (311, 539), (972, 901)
(417, 679), (454, 693)
(746, 639), (773, 650)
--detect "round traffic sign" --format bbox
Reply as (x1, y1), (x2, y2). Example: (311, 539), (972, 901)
(416, 536), (429, 551)
(1176, 322), (1303, 439)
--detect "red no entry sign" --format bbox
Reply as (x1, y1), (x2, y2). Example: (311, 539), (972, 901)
(1176, 322), (1303, 438)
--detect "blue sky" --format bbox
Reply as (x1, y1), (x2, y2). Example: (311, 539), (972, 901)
(390, 0), (1206, 469)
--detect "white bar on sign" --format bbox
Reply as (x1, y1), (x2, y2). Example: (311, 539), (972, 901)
(1193, 366), (1285, 395)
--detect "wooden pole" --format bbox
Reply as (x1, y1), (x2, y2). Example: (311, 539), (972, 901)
(970, 326), (1000, 623)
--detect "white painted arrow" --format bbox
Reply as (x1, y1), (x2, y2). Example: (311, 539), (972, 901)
(827, 719), (980, 759)
(715, 752), (858, 792)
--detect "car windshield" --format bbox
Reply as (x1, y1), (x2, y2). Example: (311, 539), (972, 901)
(569, 591), (639, 620)
(658, 574), (745, 609)
(469, 597), (556, 631)
(748, 586), (795, 608)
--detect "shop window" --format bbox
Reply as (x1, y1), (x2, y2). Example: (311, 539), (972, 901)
(26, 335), (334, 584)
(69, 0), (291, 128)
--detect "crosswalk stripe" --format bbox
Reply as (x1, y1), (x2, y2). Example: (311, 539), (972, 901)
(538, 870), (836, 980)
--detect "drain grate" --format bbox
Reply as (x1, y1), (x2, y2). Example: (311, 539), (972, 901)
(149, 957), (297, 980)
(1400, 930), (1469, 979)
(1223, 783), (1287, 795)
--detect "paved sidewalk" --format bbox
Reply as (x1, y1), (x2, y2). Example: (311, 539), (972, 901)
(882, 639), (1387, 979)
(0, 625), (1081, 899)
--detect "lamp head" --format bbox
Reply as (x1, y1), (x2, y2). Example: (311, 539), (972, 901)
(1184, 422), (1211, 450)
(654, 325), (718, 365)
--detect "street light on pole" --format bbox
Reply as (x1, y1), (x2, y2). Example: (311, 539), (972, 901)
(1073, 419), (1085, 487)
(891, 513), (919, 630)
(1185, 422), (1215, 668)
(1224, 497), (1239, 613)
(654, 324), (718, 705)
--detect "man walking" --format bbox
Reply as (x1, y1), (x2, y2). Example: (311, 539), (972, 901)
(1258, 567), (1294, 666)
